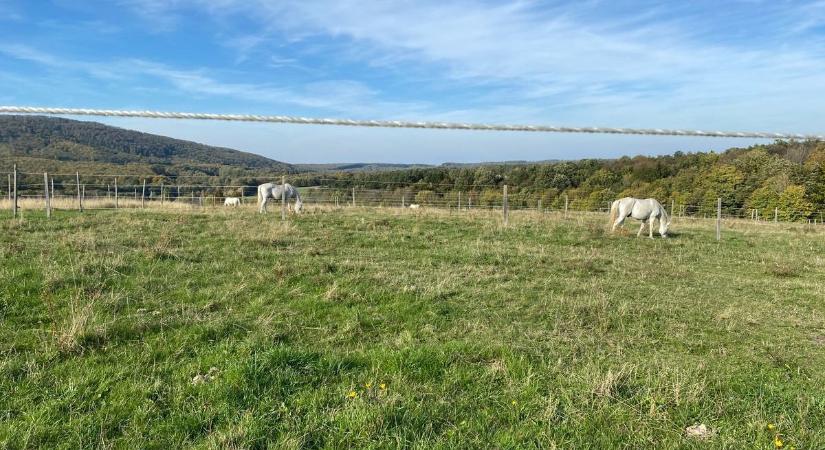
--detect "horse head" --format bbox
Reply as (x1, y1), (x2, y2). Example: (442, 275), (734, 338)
(659, 215), (671, 237)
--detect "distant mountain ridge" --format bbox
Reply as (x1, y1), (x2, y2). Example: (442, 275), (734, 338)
(295, 159), (564, 173)
(0, 115), (293, 176)
(294, 162), (433, 172)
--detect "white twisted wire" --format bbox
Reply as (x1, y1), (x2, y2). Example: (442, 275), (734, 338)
(1, 106), (822, 139)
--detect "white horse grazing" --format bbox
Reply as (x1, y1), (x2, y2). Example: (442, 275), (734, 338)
(408, 204), (421, 209)
(224, 197), (241, 207)
(609, 197), (670, 238)
(258, 182), (303, 214)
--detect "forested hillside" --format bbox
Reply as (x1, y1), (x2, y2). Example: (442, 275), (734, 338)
(0, 115), (294, 176)
(295, 140), (825, 220)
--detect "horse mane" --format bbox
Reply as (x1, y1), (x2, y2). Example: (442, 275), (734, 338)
(657, 200), (670, 224)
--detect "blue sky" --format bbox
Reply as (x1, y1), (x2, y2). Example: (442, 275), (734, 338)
(2, 0), (825, 164)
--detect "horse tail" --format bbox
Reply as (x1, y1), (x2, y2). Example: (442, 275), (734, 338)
(608, 199), (619, 226)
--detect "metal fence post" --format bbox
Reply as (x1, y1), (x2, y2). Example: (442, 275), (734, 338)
(141, 179), (146, 209)
(114, 178), (118, 209)
(281, 175), (286, 221)
(12, 164), (16, 218)
(43, 172), (51, 218)
(76, 172), (82, 212)
(503, 184), (509, 226)
(716, 197), (721, 241)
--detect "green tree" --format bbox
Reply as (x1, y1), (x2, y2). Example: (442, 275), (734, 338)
(777, 185), (813, 222)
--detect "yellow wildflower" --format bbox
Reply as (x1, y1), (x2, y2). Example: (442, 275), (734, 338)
(767, 423), (776, 431)
(774, 436), (783, 448)
(379, 383), (387, 390)
(346, 390), (357, 399)
(511, 400), (517, 406)
(365, 382), (372, 388)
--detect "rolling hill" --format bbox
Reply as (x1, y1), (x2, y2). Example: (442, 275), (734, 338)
(0, 115), (294, 176)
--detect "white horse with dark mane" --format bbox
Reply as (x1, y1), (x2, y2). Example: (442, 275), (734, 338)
(609, 197), (670, 238)
(258, 182), (303, 214)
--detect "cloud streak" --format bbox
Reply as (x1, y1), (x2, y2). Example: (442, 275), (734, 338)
(114, 0), (825, 131)
(4, 0), (825, 143)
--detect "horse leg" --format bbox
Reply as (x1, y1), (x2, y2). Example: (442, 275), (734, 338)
(636, 221), (645, 237)
(612, 215), (626, 232)
(649, 217), (655, 239)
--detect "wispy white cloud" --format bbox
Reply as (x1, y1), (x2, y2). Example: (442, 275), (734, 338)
(0, 43), (432, 117)
(111, 0), (825, 131)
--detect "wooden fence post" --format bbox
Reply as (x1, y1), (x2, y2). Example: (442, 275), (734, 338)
(716, 197), (721, 241)
(564, 195), (569, 218)
(43, 172), (51, 218)
(538, 199), (542, 214)
(114, 178), (119, 209)
(458, 191), (461, 211)
(352, 187), (356, 207)
(82, 185), (85, 207)
(503, 184), (509, 226)
(401, 194), (405, 208)
(50, 177), (54, 201)
(774, 207), (778, 223)
(12, 164), (16, 218)
(141, 179), (146, 209)
(161, 183), (164, 205)
(76, 172), (82, 212)
(281, 175), (286, 221)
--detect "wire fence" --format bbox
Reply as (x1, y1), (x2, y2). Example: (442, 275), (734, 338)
(3, 174), (825, 228)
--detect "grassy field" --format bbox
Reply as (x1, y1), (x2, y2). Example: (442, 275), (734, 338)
(1, 207), (824, 448)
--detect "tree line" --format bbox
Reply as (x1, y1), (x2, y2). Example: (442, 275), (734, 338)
(292, 140), (825, 220)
